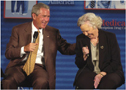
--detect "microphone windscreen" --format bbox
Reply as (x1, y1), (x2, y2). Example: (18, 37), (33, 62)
(33, 31), (38, 39)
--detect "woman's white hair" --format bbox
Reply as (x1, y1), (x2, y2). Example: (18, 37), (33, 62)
(77, 13), (103, 29)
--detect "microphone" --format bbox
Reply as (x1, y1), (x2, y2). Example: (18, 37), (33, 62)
(33, 31), (38, 43)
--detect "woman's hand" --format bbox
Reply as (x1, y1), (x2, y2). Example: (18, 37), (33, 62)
(82, 46), (89, 61)
(94, 74), (102, 88)
(94, 72), (107, 88)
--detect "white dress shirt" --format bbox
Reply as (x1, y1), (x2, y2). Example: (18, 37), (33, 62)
(20, 22), (44, 64)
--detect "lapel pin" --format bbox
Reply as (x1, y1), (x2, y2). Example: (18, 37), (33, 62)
(100, 46), (104, 49)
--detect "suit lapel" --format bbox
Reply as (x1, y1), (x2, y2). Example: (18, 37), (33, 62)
(82, 35), (94, 70)
(22, 22), (32, 45)
(43, 28), (50, 65)
(99, 30), (106, 69)
(87, 37), (94, 70)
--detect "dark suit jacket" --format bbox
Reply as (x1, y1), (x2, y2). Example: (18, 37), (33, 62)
(74, 29), (124, 84)
(5, 22), (75, 89)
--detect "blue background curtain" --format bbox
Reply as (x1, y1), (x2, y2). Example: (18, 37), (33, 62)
(1, 1), (125, 89)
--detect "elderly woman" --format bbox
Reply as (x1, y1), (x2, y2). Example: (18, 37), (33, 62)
(73, 13), (125, 89)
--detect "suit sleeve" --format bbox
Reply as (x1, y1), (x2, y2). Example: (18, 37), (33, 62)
(57, 30), (76, 55)
(75, 36), (87, 69)
(5, 27), (21, 60)
(102, 33), (121, 73)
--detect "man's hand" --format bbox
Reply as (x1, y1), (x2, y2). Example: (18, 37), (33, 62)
(24, 43), (38, 52)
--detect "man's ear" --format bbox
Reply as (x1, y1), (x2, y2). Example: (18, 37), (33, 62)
(32, 13), (36, 20)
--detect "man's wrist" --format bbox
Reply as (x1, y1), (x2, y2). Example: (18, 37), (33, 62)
(20, 46), (26, 57)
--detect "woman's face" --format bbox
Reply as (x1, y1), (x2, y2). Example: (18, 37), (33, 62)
(80, 23), (98, 39)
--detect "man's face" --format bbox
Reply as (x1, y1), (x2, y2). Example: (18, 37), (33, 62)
(32, 8), (50, 29)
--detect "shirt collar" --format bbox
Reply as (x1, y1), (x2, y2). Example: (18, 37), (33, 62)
(32, 22), (43, 33)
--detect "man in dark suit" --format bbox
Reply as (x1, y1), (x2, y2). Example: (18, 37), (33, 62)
(2, 3), (75, 89)
(73, 13), (125, 89)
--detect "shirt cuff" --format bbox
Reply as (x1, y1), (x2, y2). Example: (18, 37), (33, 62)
(20, 46), (26, 57)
